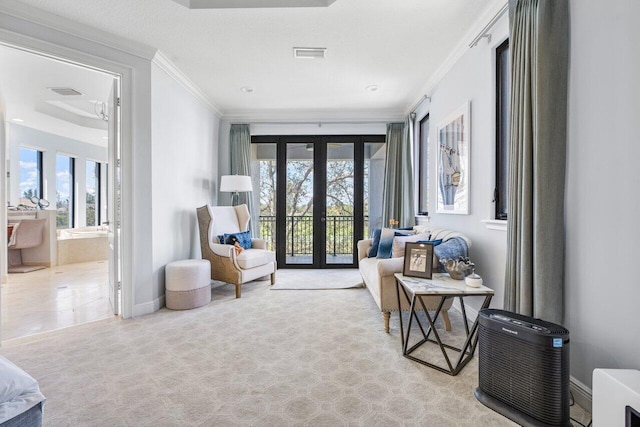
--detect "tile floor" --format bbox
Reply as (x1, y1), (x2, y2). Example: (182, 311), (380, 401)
(1, 260), (114, 341)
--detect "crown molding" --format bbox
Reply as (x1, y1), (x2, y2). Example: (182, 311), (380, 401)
(403, 0), (509, 115)
(151, 51), (222, 117)
(0, 0), (156, 60)
(222, 108), (404, 123)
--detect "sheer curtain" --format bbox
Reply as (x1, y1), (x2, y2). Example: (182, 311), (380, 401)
(382, 117), (415, 228)
(229, 124), (256, 235)
(504, 0), (569, 324)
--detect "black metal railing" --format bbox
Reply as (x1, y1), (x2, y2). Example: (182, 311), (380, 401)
(259, 215), (369, 257)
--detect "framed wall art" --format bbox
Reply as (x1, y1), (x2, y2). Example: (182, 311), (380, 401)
(437, 101), (470, 214)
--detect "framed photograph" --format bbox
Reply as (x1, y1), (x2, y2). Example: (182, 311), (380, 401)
(403, 242), (434, 279)
(437, 101), (470, 214)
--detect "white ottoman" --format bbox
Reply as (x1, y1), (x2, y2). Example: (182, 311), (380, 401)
(165, 259), (211, 310)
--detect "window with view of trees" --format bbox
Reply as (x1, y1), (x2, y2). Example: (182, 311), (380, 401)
(86, 160), (100, 226)
(495, 39), (510, 220)
(56, 154), (75, 229)
(19, 147), (43, 201)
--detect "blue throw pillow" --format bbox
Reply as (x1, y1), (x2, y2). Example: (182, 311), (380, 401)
(369, 227), (415, 258)
(223, 230), (252, 250)
(368, 228), (382, 257)
(417, 239), (442, 247)
(433, 237), (468, 272)
(376, 228), (414, 259)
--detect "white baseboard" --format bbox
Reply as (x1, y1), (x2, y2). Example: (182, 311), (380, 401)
(132, 295), (165, 317)
(571, 375), (593, 413)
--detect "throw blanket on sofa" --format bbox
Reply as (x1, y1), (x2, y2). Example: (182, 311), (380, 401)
(434, 237), (469, 272)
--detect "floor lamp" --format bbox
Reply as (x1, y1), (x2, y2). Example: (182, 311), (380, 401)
(219, 175), (253, 206)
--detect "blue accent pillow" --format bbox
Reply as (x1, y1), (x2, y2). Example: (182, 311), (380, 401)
(376, 228), (414, 259)
(433, 237), (468, 272)
(223, 230), (252, 250)
(368, 228), (382, 257)
(368, 227), (416, 258)
(417, 239), (442, 247)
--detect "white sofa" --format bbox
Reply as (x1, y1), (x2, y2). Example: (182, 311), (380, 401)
(357, 226), (471, 333)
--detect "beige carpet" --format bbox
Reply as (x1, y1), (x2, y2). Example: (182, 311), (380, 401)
(270, 269), (364, 290)
(0, 269), (590, 427)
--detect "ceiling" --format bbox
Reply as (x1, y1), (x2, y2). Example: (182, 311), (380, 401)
(7, 0), (505, 119)
(0, 45), (113, 146)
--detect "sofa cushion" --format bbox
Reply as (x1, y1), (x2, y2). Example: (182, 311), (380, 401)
(236, 248), (275, 269)
(391, 233), (432, 258)
(433, 237), (469, 272)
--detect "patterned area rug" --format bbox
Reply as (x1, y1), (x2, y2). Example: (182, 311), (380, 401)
(270, 269), (364, 290)
(0, 269), (590, 426)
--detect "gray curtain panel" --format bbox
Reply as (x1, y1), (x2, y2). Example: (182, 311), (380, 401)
(229, 124), (257, 235)
(382, 118), (415, 228)
(505, 0), (568, 324)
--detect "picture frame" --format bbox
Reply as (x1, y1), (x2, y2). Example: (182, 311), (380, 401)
(437, 101), (470, 214)
(403, 242), (434, 279)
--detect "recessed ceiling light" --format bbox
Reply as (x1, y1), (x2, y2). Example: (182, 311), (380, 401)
(366, 85), (380, 92)
(12, 118), (24, 122)
(241, 87), (254, 93)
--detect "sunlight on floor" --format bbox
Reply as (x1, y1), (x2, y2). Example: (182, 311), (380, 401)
(1, 260), (113, 341)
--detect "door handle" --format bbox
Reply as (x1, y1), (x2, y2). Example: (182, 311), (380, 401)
(320, 217), (326, 222)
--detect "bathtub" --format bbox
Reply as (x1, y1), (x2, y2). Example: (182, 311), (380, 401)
(57, 226), (109, 265)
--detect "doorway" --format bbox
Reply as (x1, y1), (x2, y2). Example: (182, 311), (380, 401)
(251, 135), (386, 268)
(0, 44), (122, 340)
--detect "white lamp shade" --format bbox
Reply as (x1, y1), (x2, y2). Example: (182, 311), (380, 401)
(219, 175), (253, 192)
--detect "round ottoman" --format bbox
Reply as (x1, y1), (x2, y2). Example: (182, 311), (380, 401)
(165, 259), (211, 310)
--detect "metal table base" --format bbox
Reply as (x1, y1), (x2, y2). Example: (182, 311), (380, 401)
(395, 277), (493, 376)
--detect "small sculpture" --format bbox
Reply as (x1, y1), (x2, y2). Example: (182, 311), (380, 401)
(440, 256), (475, 280)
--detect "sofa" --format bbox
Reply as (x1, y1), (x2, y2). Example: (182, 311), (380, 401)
(357, 226), (471, 333)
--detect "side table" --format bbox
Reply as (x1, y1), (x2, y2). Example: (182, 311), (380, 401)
(394, 273), (494, 376)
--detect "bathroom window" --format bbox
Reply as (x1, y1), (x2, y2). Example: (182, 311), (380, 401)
(18, 147), (43, 201)
(86, 161), (100, 226)
(56, 154), (75, 229)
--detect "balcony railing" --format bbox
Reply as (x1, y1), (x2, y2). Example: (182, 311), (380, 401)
(259, 215), (369, 258)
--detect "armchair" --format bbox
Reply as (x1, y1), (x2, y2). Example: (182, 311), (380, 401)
(196, 204), (276, 298)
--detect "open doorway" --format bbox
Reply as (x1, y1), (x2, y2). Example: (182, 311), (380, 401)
(0, 44), (121, 341)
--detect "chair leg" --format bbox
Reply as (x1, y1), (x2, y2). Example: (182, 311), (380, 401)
(383, 311), (390, 333)
(270, 272), (275, 285)
(235, 283), (241, 298)
(442, 310), (452, 331)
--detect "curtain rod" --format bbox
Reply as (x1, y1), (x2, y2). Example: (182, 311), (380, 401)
(409, 95), (431, 114)
(469, 3), (508, 48)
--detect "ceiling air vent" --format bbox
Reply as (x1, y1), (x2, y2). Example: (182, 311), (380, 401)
(293, 47), (327, 59)
(49, 87), (83, 96)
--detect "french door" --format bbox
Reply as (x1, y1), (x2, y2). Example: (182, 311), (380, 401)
(252, 135), (385, 269)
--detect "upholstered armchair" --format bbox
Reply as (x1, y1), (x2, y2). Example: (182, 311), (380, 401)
(196, 204), (276, 298)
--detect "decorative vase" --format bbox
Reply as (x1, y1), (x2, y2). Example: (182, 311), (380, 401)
(440, 257), (474, 280)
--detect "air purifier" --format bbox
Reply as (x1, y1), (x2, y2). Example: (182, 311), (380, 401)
(475, 309), (570, 427)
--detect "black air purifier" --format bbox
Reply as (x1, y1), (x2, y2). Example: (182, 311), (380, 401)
(475, 309), (570, 427)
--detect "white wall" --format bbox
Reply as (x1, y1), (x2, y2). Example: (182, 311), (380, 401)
(8, 124), (107, 227)
(420, 15), (510, 314)
(565, 0), (640, 389)
(151, 60), (219, 305)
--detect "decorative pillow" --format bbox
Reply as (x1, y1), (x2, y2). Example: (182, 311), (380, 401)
(223, 230), (252, 250)
(391, 233), (432, 258)
(433, 237), (469, 272)
(417, 239), (443, 246)
(369, 226), (417, 258)
(376, 228), (414, 259)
